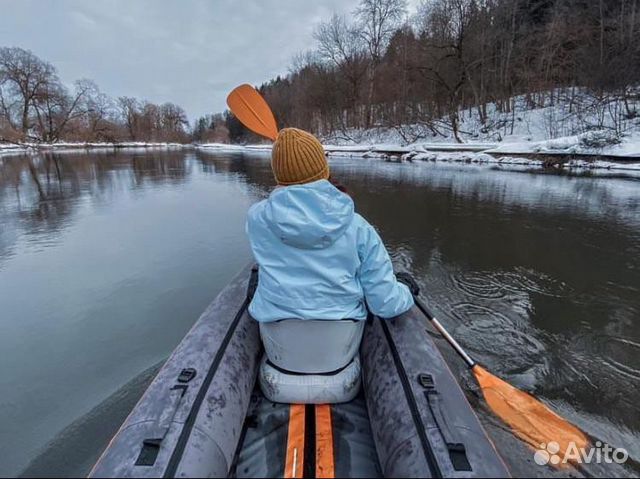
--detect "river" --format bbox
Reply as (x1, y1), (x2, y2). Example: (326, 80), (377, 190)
(0, 149), (638, 477)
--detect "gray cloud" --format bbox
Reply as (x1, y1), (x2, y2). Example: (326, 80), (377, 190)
(0, 0), (419, 121)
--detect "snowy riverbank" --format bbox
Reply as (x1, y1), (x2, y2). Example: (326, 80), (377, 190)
(0, 141), (188, 158)
(196, 141), (640, 173)
(4, 138), (639, 174)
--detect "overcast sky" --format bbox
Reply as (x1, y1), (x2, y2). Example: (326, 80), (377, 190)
(0, 0), (419, 121)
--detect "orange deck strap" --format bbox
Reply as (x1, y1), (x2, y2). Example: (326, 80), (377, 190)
(284, 404), (306, 478)
(315, 405), (335, 478)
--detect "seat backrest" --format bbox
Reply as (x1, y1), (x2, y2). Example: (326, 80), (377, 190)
(259, 320), (365, 374)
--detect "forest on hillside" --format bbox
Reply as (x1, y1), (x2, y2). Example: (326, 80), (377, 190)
(2, 0), (639, 146)
(229, 0), (640, 144)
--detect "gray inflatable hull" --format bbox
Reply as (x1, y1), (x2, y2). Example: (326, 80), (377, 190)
(90, 265), (510, 478)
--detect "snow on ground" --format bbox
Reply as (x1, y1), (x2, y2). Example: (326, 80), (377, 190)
(0, 143), (27, 152)
(196, 142), (640, 174)
(0, 141), (188, 158)
(195, 143), (270, 153)
(323, 125), (640, 159)
(321, 88), (640, 159)
(487, 132), (640, 158)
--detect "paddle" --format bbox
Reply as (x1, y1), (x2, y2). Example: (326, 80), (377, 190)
(226, 84), (279, 141)
(396, 272), (589, 465)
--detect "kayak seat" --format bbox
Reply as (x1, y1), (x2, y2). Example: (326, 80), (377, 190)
(258, 319), (364, 404)
(260, 319), (364, 373)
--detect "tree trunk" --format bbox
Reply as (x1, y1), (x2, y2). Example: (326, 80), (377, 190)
(21, 104), (29, 134)
(366, 62), (377, 129)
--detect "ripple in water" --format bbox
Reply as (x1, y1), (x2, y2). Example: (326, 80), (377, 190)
(496, 267), (574, 298)
(447, 302), (546, 372)
(599, 336), (640, 381)
(452, 271), (508, 299)
(452, 267), (573, 303)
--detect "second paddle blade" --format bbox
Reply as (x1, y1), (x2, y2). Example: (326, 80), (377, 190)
(473, 365), (589, 467)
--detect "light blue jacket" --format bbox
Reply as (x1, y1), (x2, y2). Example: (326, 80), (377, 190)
(246, 179), (413, 322)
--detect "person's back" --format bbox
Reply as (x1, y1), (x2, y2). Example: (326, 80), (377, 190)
(247, 128), (413, 323)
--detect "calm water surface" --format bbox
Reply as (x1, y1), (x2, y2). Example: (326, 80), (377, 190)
(0, 149), (638, 477)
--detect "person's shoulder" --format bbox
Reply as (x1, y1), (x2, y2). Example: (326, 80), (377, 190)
(246, 199), (268, 233)
(352, 212), (374, 230)
(351, 213), (378, 243)
(247, 199), (267, 220)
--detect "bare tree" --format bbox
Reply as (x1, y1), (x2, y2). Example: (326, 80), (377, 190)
(0, 47), (57, 136)
(0, 47), (198, 144)
(0, 80), (22, 141)
(77, 80), (116, 141)
(411, 0), (478, 141)
(117, 96), (140, 140)
(32, 78), (93, 142)
(159, 102), (189, 142)
(355, 0), (407, 127)
(315, 14), (369, 130)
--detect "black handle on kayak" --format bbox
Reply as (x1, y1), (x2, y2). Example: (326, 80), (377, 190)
(397, 272), (477, 369)
(135, 381), (188, 466)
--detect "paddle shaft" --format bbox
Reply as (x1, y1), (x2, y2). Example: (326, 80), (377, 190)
(413, 297), (477, 369)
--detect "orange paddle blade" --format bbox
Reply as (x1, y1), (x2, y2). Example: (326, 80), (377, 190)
(226, 84), (279, 141)
(473, 365), (589, 464)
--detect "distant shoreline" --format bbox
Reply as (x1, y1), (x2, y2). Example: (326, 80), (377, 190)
(196, 142), (640, 173)
(0, 141), (188, 154)
(3, 141), (640, 174)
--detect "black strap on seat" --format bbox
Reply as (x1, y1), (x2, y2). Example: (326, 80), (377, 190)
(272, 318), (360, 323)
(265, 358), (355, 377)
(417, 373), (472, 472)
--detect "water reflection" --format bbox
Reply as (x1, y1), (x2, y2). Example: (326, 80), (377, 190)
(0, 150), (638, 477)
(0, 150), (260, 476)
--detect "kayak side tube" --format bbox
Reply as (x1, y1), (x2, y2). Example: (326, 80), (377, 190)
(361, 309), (511, 478)
(89, 265), (261, 478)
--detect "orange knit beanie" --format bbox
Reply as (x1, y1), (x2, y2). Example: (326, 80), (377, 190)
(271, 128), (329, 185)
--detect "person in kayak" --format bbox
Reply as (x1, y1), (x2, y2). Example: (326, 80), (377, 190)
(246, 127), (413, 322)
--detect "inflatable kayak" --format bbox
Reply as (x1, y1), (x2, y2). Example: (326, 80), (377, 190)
(90, 265), (510, 478)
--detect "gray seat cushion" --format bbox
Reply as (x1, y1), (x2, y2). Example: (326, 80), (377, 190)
(258, 319), (365, 404)
(259, 319), (365, 374)
(259, 355), (361, 404)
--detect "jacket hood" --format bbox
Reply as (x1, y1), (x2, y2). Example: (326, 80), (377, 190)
(262, 180), (354, 249)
